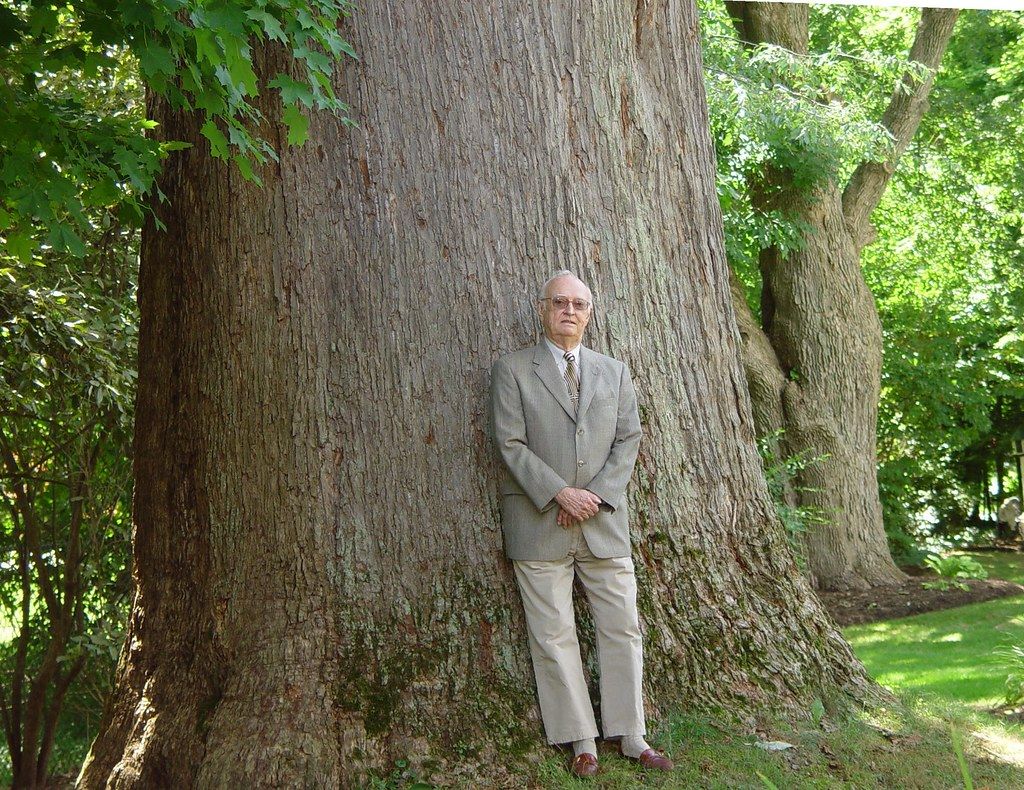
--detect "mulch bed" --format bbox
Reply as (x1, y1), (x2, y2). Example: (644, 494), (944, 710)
(819, 556), (1024, 627)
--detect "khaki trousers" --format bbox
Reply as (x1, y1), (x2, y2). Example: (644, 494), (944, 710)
(513, 528), (646, 744)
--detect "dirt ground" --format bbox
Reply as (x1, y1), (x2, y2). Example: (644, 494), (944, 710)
(819, 549), (1024, 627)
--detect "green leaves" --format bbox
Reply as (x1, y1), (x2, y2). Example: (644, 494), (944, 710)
(270, 73), (315, 107)
(861, 10), (1024, 540)
(166, 0), (357, 172)
(193, 26), (221, 66)
(222, 37), (258, 96)
(701, 0), (900, 281)
(0, 0), (358, 260)
(0, 66), (164, 261)
(921, 554), (987, 591)
(282, 105), (310, 146)
(1, 233), (138, 780)
(246, 9), (287, 43)
(136, 40), (177, 79)
(201, 119), (230, 158)
(1, 243), (139, 428)
(995, 641), (1024, 707)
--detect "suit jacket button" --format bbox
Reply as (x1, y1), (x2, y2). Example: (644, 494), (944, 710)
(577, 460), (584, 467)
(577, 428), (584, 435)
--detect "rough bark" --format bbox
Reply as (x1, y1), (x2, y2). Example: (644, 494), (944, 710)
(724, 3), (959, 590)
(729, 268), (789, 444)
(79, 2), (876, 786)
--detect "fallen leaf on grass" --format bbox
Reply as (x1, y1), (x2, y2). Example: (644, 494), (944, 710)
(753, 740), (795, 751)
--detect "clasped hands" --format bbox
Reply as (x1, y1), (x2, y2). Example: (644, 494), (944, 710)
(555, 486), (602, 528)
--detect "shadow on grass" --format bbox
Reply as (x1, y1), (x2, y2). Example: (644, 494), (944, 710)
(846, 595), (1024, 708)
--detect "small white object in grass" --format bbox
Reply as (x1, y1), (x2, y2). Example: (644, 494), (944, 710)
(753, 740), (795, 751)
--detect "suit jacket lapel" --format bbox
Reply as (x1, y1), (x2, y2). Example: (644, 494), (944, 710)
(533, 343), (577, 422)
(576, 346), (603, 421)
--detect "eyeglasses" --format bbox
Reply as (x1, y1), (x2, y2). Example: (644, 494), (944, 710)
(541, 296), (592, 312)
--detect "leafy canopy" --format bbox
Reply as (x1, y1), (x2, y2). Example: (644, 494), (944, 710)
(856, 10), (1024, 534)
(0, 0), (356, 260)
(700, 0), (917, 281)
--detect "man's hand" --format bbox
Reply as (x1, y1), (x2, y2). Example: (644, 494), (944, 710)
(555, 487), (602, 528)
(557, 508), (578, 528)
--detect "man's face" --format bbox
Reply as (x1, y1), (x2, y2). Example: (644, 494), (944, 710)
(539, 276), (593, 350)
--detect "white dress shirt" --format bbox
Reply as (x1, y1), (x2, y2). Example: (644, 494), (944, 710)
(544, 338), (582, 378)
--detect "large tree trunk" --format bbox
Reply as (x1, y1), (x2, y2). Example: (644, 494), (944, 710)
(725, 2), (958, 590)
(79, 2), (875, 786)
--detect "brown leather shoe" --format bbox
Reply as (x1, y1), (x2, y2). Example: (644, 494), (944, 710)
(570, 752), (598, 778)
(635, 748), (674, 771)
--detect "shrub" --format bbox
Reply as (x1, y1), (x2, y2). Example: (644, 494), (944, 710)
(757, 431), (829, 570)
(995, 641), (1024, 707)
(921, 553), (988, 591)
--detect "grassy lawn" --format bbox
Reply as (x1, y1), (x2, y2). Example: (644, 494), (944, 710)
(525, 551), (1024, 788)
(845, 595), (1024, 709)
(520, 700), (1024, 789)
(845, 550), (1024, 710)
(960, 550), (1024, 585)
(361, 699), (1024, 788)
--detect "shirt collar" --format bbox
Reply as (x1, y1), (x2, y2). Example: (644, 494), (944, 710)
(544, 337), (582, 363)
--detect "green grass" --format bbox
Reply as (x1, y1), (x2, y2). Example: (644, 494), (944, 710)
(365, 700), (1024, 788)
(959, 550), (1024, 585)
(845, 596), (1024, 708)
(26, 698), (1023, 789)
(10, 551), (1024, 788)
(523, 550), (1024, 788)
(525, 701), (1024, 789)
(845, 550), (1024, 709)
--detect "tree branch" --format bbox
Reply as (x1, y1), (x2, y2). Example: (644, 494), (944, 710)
(36, 655), (86, 781)
(24, 412), (106, 477)
(842, 8), (959, 251)
(61, 434), (103, 628)
(0, 429), (60, 618)
(19, 633), (70, 784)
(9, 502), (30, 769)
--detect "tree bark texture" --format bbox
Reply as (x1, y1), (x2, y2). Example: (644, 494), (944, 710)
(724, 3), (958, 590)
(79, 2), (876, 786)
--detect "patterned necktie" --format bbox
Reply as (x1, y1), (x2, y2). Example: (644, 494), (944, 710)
(563, 352), (580, 410)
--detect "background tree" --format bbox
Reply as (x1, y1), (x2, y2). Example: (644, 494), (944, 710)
(708, 3), (1024, 554)
(1, 29), (142, 785)
(712, 1), (959, 590)
(78, 1), (875, 786)
(0, 232), (136, 787)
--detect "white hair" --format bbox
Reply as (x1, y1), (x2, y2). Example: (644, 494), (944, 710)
(538, 270), (592, 301)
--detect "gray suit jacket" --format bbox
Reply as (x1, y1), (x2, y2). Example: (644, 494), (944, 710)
(490, 343), (642, 560)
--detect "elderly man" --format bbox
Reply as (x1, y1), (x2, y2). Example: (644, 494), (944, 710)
(490, 270), (672, 777)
